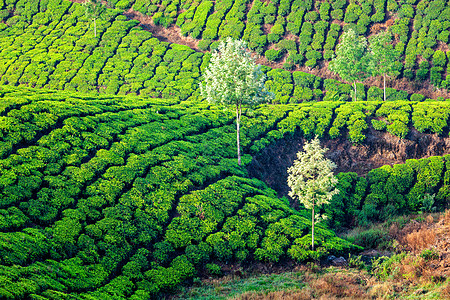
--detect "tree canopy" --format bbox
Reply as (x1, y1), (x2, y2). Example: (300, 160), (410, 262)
(200, 38), (273, 165)
(287, 137), (339, 250)
(369, 31), (400, 101)
(329, 29), (372, 101)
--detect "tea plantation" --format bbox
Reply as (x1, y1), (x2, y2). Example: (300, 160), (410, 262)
(1, 0), (450, 298)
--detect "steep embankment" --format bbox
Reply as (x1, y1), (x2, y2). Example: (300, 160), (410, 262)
(249, 127), (450, 198)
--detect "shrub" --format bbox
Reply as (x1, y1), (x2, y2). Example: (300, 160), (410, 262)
(323, 50), (334, 60)
(367, 86), (383, 101)
(304, 11), (318, 22)
(410, 93), (425, 102)
(416, 68), (429, 81)
(432, 50), (447, 67)
(293, 71), (321, 88)
(430, 67), (443, 87)
(347, 227), (390, 249)
(344, 4), (362, 23)
(420, 248), (439, 260)
(265, 49), (283, 61)
(319, 2), (330, 21)
(403, 69), (415, 80)
(206, 263), (222, 275)
(371, 119), (387, 131)
(331, 9), (343, 20)
(197, 39), (211, 51)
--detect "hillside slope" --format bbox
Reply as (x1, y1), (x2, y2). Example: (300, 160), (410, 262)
(1, 85), (450, 297)
(0, 86), (359, 299)
(0, 0), (448, 102)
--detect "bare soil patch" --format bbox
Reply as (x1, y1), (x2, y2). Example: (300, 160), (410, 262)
(248, 128), (450, 199)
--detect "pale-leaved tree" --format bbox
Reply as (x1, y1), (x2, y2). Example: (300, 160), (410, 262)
(200, 38), (274, 166)
(329, 29), (371, 101)
(84, 0), (105, 38)
(368, 31), (400, 101)
(287, 137), (339, 251)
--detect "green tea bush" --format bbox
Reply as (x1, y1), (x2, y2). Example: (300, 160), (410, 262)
(432, 50), (447, 67)
(371, 119), (387, 131)
(265, 49), (283, 62)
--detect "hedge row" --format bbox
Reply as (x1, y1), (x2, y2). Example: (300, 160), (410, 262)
(0, 1), (207, 101)
(0, 86), (360, 299)
(328, 154), (450, 228)
(109, 0), (450, 87)
(4, 0), (450, 105)
(2, 85), (450, 298)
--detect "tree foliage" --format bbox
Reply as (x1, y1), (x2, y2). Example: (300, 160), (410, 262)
(329, 29), (371, 101)
(84, 0), (105, 37)
(200, 38), (273, 165)
(368, 31), (400, 101)
(287, 137), (339, 250)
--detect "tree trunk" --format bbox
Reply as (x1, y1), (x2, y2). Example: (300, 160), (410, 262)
(353, 81), (357, 101)
(236, 104), (241, 166)
(94, 18), (97, 38)
(311, 204), (315, 251)
(383, 74), (386, 101)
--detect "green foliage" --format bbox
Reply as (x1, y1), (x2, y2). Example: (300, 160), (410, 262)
(265, 49), (283, 62)
(206, 263), (222, 275)
(0, 86), (362, 298)
(371, 119), (387, 131)
(420, 248), (439, 260)
(200, 38), (273, 165)
(432, 50), (447, 67)
(329, 29), (371, 101)
(287, 137), (339, 250)
(368, 32), (400, 101)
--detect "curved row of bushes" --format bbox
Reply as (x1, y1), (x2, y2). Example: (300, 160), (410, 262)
(2, 84), (450, 297)
(1, 0), (449, 103)
(328, 154), (450, 229)
(110, 0), (450, 87)
(0, 86), (360, 299)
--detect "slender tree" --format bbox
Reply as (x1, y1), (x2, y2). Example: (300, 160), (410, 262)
(200, 38), (274, 166)
(287, 137), (339, 251)
(368, 31), (400, 101)
(84, 0), (105, 38)
(329, 29), (371, 101)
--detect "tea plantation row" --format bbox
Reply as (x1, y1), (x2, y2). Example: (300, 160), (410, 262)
(103, 0), (450, 86)
(0, 86), (361, 299)
(1, 85), (450, 298)
(1, 0), (449, 102)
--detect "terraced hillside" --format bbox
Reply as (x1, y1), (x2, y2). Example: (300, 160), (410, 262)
(1, 0), (450, 298)
(0, 86), (364, 298)
(107, 0), (450, 96)
(0, 0), (449, 100)
(1, 85), (450, 298)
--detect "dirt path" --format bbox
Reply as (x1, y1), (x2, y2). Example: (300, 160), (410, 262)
(123, 8), (204, 52)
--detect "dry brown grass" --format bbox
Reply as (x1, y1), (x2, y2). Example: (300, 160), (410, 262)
(442, 283), (450, 299)
(308, 272), (368, 299)
(368, 282), (395, 299)
(443, 210), (450, 224)
(405, 228), (436, 252)
(235, 289), (312, 300)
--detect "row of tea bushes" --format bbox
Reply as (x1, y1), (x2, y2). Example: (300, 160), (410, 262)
(125, 0), (450, 86)
(328, 154), (450, 228)
(0, 86), (358, 299)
